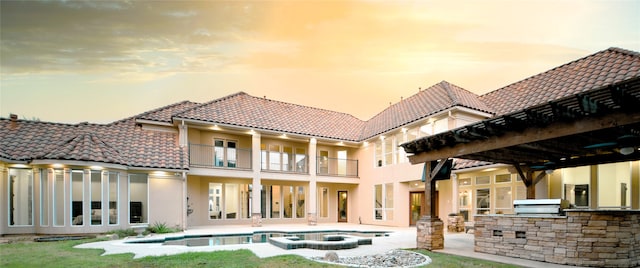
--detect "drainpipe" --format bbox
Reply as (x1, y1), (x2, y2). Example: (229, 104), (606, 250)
(182, 171), (188, 231)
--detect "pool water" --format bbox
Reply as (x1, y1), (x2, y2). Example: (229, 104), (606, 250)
(129, 231), (389, 247)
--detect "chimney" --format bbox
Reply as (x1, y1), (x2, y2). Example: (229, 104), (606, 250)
(9, 114), (17, 129)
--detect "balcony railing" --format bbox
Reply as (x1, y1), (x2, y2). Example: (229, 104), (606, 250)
(317, 157), (358, 177)
(260, 151), (308, 174)
(189, 143), (252, 169)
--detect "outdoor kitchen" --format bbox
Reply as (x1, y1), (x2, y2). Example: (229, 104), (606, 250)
(474, 199), (640, 267)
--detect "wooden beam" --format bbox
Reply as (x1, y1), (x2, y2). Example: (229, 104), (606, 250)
(408, 111), (640, 164)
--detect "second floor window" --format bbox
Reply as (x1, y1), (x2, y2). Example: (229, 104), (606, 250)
(214, 139), (237, 168)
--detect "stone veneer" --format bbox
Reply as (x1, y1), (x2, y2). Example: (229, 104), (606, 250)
(416, 216), (444, 250)
(474, 210), (640, 267)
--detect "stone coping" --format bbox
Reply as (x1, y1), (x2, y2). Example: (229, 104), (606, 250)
(564, 208), (640, 212)
(269, 234), (372, 250)
(474, 214), (567, 218)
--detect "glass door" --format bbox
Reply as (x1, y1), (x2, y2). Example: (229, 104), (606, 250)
(409, 192), (424, 225)
(338, 191), (347, 222)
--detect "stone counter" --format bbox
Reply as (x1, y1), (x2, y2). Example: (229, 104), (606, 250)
(474, 210), (640, 267)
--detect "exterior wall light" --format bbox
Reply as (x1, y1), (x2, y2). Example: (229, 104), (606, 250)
(620, 147), (634, 155)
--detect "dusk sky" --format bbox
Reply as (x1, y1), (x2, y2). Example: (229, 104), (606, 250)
(1, 0), (639, 123)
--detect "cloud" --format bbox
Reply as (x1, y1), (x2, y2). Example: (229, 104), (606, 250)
(0, 1), (259, 74)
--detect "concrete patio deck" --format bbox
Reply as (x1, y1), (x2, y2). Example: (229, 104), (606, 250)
(76, 223), (583, 268)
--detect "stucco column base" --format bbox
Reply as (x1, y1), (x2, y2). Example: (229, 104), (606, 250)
(307, 213), (317, 226)
(416, 216), (444, 250)
(251, 213), (262, 227)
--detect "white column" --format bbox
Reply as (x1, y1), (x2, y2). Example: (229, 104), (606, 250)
(308, 138), (318, 225)
(178, 121), (188, 147)
(251, 132), (262, 226)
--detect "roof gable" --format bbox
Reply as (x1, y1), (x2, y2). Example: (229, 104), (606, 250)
(360, 81), (490, 140)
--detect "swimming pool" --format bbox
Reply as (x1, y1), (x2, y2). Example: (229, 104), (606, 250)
(128, 230), (390, 248)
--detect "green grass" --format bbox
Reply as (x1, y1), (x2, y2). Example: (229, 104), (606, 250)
(0, 238), (522, 268)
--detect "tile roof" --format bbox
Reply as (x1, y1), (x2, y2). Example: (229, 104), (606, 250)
(480, 47), (640, 116)
(360, 81), (491, 140)
(0, 118), (187, 170)
(175, 92), (367, 141)
(136, 100), (200, 124)
(2, 47), (638, 170)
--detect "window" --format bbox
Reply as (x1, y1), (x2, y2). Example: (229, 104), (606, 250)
(597, 162), (631, 209)
(129, 174), (148, 224)
(269, 145), (281, 170)
(40, 170), (49, 226)
(475, 176), (490, 185)
(419, 123), (432, 137)
(108, 172), (119, 225)
(562, 166), (591, 208)
(318, 150), (329, 174)
(295, 148), (307, 173)
(261, 184), (306, 219)
(283, 186), (293, 218)
(374, 140), (383, 167)
(90, 171), (102, 225)
(374, 183), (394, 220)
(71, 170), (84, 226)
(495, 174), (512, 183)
(395, 132), (407, 163)
(319, 187), (329, 218)
(8, 168), (33, 226)
(476, 188), (490, 215)
(458, 178), (471, 186)
(209, 184), (253, 220)
(495, 186), (512, 214)
(214, 139), (237, 168)
(53, 170), (64, 226)
(337, 150), (347, 175)
(433, 118), (448, 134)
(374, 137), (394, 167)
(296, 186), (305, 218)
(283, 146), (293, 172)
(384, 138), (393, 165)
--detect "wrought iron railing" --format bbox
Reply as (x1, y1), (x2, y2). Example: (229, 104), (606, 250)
(189, 143), (252, 169)
(260, 151), (308, 174)
(317, 157), (358, 177)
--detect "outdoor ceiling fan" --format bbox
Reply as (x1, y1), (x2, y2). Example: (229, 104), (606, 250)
(583, 134), (639, 155)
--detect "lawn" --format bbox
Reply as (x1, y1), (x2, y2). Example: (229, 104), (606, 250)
(0, 237), (521, 268)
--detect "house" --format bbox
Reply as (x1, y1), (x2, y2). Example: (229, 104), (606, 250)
(1, 47), (639, 236)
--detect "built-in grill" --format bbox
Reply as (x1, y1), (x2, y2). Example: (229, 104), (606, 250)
(513, 199), (570, 216)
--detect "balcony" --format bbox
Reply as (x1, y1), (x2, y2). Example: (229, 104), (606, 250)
(317, 157), (358, 177)
(261, 151), (309, 174)
(189, 143), (252, 169)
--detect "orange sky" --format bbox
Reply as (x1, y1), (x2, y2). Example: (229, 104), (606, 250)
(1, 1), (639, 123)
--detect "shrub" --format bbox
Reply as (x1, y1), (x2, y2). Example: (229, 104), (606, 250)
(109, 228), (136, 238)
(147, 222), (178, 234)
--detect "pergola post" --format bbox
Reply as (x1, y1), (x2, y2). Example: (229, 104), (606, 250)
(416, 161), (444, 250)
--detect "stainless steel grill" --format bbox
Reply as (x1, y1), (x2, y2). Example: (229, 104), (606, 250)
(514, 199), (570, 216)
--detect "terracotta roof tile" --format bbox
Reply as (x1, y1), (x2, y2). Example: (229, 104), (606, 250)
(480, 47), (640, 116)
(176, 92), (366, 141)
(0, 118), (186, 170)
(360, 81), (491, 140)
(136, 100), (200, 123)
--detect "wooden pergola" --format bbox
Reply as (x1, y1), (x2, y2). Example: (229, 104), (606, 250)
(401, 77), (640, 217)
